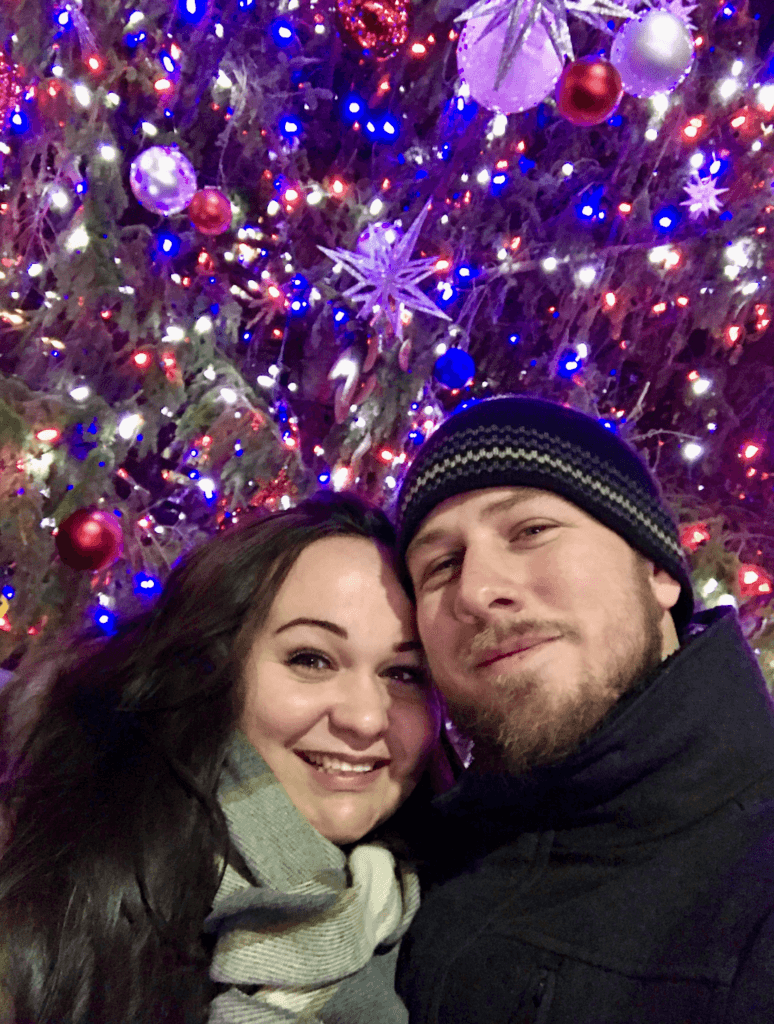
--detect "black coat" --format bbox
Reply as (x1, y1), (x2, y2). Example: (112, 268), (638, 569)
(396, 608), (774, 1023)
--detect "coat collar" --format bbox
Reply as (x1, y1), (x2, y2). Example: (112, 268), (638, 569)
(434, 608), (774, 848)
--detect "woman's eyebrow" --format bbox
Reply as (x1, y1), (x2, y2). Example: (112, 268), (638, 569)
(274, 617), (348, 638)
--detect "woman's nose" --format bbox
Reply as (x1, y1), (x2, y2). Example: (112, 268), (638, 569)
(328, 672), (390, 742)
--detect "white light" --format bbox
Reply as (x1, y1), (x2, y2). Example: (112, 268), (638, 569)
(682, 442), (704, 462)
(724, 265), (741, 280)
(497, 248), (508, 260)
(142, 121), (158, 136)
(314, 23), (325, 33)
(164, 325), (185, 342)
(268, 364), (280, 378)
(69, 385), (91, 401)
(288, 382), (298, 392)
(105, 92), (120, 108)
(717, 594), (738, 608)
(216, 69), (233, 89)
(219, 387), (237, 404)
(476, 169), (490, 185)
(194, 315), (213, 333)
(707, 422), (716, 431)
(702, 577), (719, 597)
(332, 466), (351, 491)
(127, 10), (144, 25)
(50, 188), (70, 211)
(650, 93), (669, 115)
(576, 342), (589, 358)
(257, 375), (275, 388)
(758, 84), (774, 113)
(561, 162), (574, 176)
(435, 342), (448, 355)
(99, 144), (118, 161)
(542, 256), (558, 272)
(741, 281), (759, 295)
(689, 152), (704, 169)
(65, 226), (89, 252)
(369, 197), (384, 216)
(197, 477), (216, 498)
(726, 241), (749, 266)
(492, 113), (508, 137)
(576, 266), (596, 286)
(731, 59), (744, 77)
(692, 377), (711, 395)
(73, 83), (91, 107)
(644, 128), (658, 141)
(307, 190), (323, 205)
(331, 355), (358, 379)
(203, 364), (217, 380)
(28, 263), (43, 277)
(384, 475), (397, 489)
(118, 413), (142, 440)
(266, 200), (281, 216)
(751, 139), (762, 152)
(718, 78), (739, 101)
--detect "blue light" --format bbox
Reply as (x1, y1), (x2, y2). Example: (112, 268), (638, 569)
(290, 274), (308, 291)
(2, 586), (15, 600)
(133, 573), (162, 598)
(75, 180), (88, 194)
(457, 265), (472, 279)
(721, 3), (735, 15)
(94, 608), (117, 635)
(56, 9), (71, 26)
(599, 418), (616, 431)
(364, 118), (378, 139)
(318, 472), (330, 484)
(719, 210), (733, 221)
(188, 469), (200, 480)
(518, 156), (535, 173)
(608, 114), (623, 126)
(156, 231), (180, 257)
(654, 205), (681, 233)
(279, 115), (301, 139)
(437, 283), (458, 308)
(491, 172), (509, 196)
(238, 0), (255, 8)
(342, 94), (366, 123)
(333, 308), (349, 324)
(379, 114), (400, 141)
(289, 298), (309, 316)
(178, 0), (207, 23)
(9, 109), (29, 134)
(508, 333), (520, 345)
(581, 204), (594, 218)
(557, 351), (580, 379)
(408, 429), (425, 445)
(160, 51), (176, 73)
(271, 19), (295, 46)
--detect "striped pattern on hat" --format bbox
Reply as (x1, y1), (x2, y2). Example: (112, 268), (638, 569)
(396, 395), (694, 630)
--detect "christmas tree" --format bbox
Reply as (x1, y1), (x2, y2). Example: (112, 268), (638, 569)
(0, 0), (773, 677)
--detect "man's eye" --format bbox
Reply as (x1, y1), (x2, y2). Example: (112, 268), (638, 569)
(513, 524), (553, 540)
(425, 556), (460, 580)
(286, 650), (334, 672)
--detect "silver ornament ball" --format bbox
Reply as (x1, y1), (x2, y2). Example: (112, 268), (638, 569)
(129, 146), (198, 216)
(610, 10), (694, 98)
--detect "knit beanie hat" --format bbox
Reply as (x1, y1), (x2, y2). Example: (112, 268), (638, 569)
(396, 395), (694, 630)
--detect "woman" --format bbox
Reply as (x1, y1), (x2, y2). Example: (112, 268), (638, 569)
(0, 492), (447, 1024)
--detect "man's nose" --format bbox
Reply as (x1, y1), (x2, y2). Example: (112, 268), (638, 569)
(328, 671), (390, 743)
(452, 548), (524, 624)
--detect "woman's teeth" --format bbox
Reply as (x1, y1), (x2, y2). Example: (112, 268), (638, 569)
(303, 753), (380, 774)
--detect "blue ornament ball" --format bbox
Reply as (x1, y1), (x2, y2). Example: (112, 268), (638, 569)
(433, 348), (476, 389)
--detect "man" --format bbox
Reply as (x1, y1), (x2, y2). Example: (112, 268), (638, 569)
(394, 394), (774, 1024)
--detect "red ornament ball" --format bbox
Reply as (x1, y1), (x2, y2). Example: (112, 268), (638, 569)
(680, 522), (711, 552)
(556, 57), (623, 127)
(56, 509), (124, 572)
(188, 188), (233, 236)
(336, 0), (410, 60)
(739, 564), (773, 599)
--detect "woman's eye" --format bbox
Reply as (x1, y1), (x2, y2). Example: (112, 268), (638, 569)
(385, 665), (427, 686)
(286, 650), (334, 672)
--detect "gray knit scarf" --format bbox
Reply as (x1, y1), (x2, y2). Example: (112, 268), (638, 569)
(204, 730), (421, 1023)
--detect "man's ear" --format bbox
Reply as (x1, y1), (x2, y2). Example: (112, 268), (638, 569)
(647, 561), (681, 613)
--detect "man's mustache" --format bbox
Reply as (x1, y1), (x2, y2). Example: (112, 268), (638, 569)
(462, 620), (571, 671)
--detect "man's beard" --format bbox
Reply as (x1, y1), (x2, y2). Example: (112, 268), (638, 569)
(443, 565), (666, 775)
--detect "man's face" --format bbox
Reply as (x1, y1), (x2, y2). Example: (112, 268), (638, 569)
(406, 487), (681, 773)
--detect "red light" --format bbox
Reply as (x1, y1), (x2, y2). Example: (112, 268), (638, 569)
(741, 442), (762, 460)
(652, 302), (667, 315)
(411, 42), (427, 55)
(680, 523), (710, 551)
(618, 202), (632, 214)
(687, 370), (700, 381)
(154, 79), (172, 92)
(132, 351), (152, 368)
(726, 325), (741, 344)
(604, 292), (616, 308)
(86, 55), (103, 72)
(331, 179), (345, 195)
(35, 427), (61, 443)
(380, 449), (394, 462)
(676, 295), (689, 307)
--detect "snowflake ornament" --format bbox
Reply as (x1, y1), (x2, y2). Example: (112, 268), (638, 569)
(457, 0), (639, 81)
(680, 172), (728, 220)
(318, 202), (451, 342)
